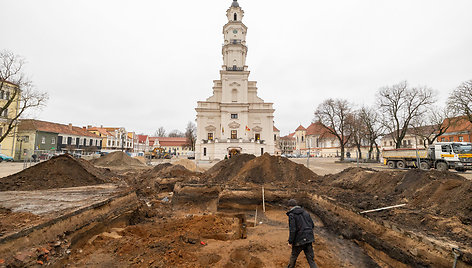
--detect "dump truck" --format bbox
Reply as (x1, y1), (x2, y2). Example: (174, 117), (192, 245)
(382, 142), (472, 171)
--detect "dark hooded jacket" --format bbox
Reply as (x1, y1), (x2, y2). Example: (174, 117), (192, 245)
(287, 206), (315, 246)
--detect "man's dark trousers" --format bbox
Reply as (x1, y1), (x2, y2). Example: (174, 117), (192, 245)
(288, 242), (318, 268)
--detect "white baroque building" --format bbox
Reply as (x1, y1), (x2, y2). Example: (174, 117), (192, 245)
(195, 0), (275, 161)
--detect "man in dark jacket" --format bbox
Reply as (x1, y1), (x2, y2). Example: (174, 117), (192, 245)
(286, 199), (318, 268)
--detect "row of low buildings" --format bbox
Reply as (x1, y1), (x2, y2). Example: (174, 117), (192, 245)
(0, 118), (190, 160)
(278, 117), (472, 158)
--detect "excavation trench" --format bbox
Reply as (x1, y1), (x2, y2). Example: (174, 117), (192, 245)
(170, 183), (471, 267)
(15, 182), (469, 267)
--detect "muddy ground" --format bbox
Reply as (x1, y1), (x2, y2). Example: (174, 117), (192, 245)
(1, 153), (471, 267)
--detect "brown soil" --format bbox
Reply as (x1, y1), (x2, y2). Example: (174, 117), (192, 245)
(91, 151), (146, 168)
(173, 159), (201, 172)
(0, 154), (111, 191)
(65, 213), (242, 267)
(0, 207), (42, 237)
(316, 167), (472, 247)
(204, 153), (319, 187)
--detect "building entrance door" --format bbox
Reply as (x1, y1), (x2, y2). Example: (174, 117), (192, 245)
(229, 148), (241, 156)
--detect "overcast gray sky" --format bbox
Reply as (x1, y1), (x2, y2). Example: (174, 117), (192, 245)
(2, 0), (471, 136)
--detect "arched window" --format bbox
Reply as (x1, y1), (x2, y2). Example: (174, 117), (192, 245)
(232, 88), (238, 102)
(234, 13), (237, 21)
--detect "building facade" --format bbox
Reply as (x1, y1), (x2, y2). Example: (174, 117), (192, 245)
(195, 0), (275, 161)
(0, 80), (20, 157)
(17, 119), (102, 159)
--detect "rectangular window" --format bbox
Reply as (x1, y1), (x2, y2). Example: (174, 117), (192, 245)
(389, 141), (392, 146)
(408, 140), (411, 145)
(51, 137), (56, 144)
(231, 130), (237, 139)
(450, 137), (454, 142)
(62, 137), (67, 144)
(231, 114), (238, 119)
(255, 133), (260, 141)
(203, 147), (207, 156)
(22, 136), (29, 142)
(459, 136), (464, 142)
(208, 133), (213, 140)
(261, 148), (264, 155)
(41, 137), (46, 144)
(441, 138), (445, 142)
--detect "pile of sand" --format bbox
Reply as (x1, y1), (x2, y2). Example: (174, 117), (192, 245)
(204, 153), (319, 186)
(91, 151), (145, 168)
(0, 154), (110, 191)
(173, 159), (200, 172)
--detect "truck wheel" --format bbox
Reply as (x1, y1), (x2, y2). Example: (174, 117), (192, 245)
(396, 161), (406, 169)
(387, 161), (396, 169)
(420, 161), (430, 170)
(437, 162), (448, 172)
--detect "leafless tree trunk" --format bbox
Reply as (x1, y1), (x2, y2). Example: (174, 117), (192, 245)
(448, 80), (472, 123)
(359, 106), (384, 161)
(0, 50), (48, 144)
(185, 121), (197, 151)
(348, 112), (366, 160)
(377, 81), (436, 149)
(314, 98), (353, 161)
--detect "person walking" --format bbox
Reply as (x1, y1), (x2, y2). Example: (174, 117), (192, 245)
(286, 199), (318, 268)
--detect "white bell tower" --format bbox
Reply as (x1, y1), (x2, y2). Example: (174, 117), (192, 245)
(195, 0), (276, 161)
(222, 0), (248, 71)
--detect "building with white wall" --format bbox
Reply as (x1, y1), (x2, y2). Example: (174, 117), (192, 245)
(195, 0), (275, 161)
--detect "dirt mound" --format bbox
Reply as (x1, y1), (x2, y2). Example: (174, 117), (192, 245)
(148, 163), (200, 179)
(0, 154), (109, 191)
(204, 153), (319, 187)
(203, 154), (256, 184)
(91, 151), (145, 168)
(173, 159), (199, 172)
(320, 168), (472, 224)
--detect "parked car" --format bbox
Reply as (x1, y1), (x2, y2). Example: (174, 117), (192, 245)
(0, 153), (14, 162)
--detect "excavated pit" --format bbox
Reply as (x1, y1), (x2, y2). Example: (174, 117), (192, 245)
(2, 153), (471, 267)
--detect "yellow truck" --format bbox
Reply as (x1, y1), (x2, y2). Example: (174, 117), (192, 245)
(383, 142), (472, 171)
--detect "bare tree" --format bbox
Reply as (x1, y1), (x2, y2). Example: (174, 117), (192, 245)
(348, 111), (367, 160)
(184, 121), (197, 151)
(0, 50), (48, 144)
(359, 106), (384, 161)
(411, 106), (454, 146)
(314, 98), (353, 161)
(448, 80), (472, 123)
(377, 81), (436, 149)
(153, 126), (166, 137)
(168, 129), (184, 137)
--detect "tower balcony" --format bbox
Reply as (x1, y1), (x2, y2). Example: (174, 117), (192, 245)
(226, 66), (244, 71)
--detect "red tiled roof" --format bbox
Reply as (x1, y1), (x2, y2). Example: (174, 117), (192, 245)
(295, 125), (306, 131)
(156, 137), (188, 147)
(280, 135), (295, 140)
(18, 119), (100, 138)
(87, 127), (111, 137)
(273, 126), (280, 132)
(306, 122), (336, 138)
(137, 135), (148, 143)
(288, 132), (295, 137)
(442, 116), (472, 133)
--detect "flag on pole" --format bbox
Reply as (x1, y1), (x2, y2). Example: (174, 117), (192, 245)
(245, 126), (250, 131)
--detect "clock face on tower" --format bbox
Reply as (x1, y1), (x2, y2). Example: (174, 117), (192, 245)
(233, 29), (238, 34)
